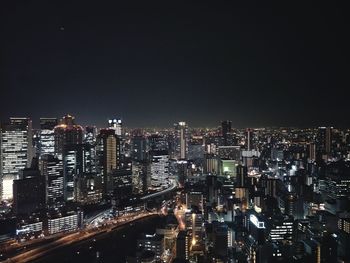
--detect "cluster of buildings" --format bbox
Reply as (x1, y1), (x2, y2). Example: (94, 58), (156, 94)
(127, 122), (350, 262)
(1, 117), (350, 262)
(1, 115), (131, 241)
(167, 123), (350, 262)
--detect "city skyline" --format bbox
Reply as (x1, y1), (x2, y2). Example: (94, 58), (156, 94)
(0, 115), (342, 130)
(1, 2), (347, 128)
(1, 2), (349, 262)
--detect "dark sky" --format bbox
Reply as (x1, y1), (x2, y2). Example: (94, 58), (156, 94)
(0, 1), (348, 128)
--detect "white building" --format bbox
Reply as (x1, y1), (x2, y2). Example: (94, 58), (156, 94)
(47, 212), (78, 235)
(0, 118), (33, 200)
(149, 151), (169, 191)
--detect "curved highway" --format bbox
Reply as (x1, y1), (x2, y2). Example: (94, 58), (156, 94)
(140, 178), (178, 200)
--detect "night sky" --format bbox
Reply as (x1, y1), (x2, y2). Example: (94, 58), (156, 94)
(0, 2), (348, 128)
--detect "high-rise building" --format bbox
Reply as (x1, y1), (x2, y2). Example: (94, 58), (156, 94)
(13, 169), (45, 215)
(39, 154), (64, 208)
(308, 143), (316, 161)
(177, 160), (188, 186)
(317, 127), (333, 157)
(221, 120), (232, 146)
(0, 118), (33, 200)
(246, 128), (253, 151)
(149, 150), (169, 191)
(63, 144), (95, 201)
(265, 177), (278, 199)
(108, 118), (122, 136)
(132, 161), (148, 194)
(236, 164), (248, 187)
(188, 139), (205, 162)
(84, 126), (97, 146)
(54, 114), (83, 156)
(204, 154), (219, 174)
(174, 122), (188, 159)
(39, 118), (58, 156)
(148, 134), (168, 151)
(96, 129), (121, 193)
(132, 136), (148, 161)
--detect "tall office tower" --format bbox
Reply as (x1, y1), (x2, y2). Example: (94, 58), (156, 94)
(13, 168), (45, 215)
(108, 118), (122, 136)
(204, 154), (220, 174)
(149, 150), (169, 191)
(221, 120), (232, 146)
(207, 175), (219, 204)
(132, 161), (148, 194)
(39, 118), (58, 156)
(96, 129), (121, 193)
(54, 114), (83, 156)
(177, 160), (188, 186)
(174, 121), (188, 159)
(148, 134), (168, 151)
(265, 177), (278, 199)
(84, 126), (97, 146)
(308, 143), (316, 161)
(236, 164), (247, 187)
(188, 136), (204, 161)
(246, 128), (253, 151)
(40, 154), (64, 208)
(317, 127), (333, 156)
(63, 144), (96, 201)
(132, 135), (148, 161)
(0, 118), (33, 200)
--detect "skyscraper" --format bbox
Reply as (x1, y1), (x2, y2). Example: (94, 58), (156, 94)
(221, 120), (232, 146)
(13, 167), (45, 215)
(39, 118), (58, 156)
(54, 115), (83, 156)
(317, 127), (333, 156)
(40, 154), (64, 208)
(246, 128), (253, 151)
(132, 135), (148, 161)
(0, 118), (33, 200)
(84, 126), (97, 146)
(174, 121), (188, 159)
(96, 129), (121, 193)
(52, 115), (84, 201)
(149, 134), (168, 151)
(63, 144), (95, 201)
(149, 150), (169, 191)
